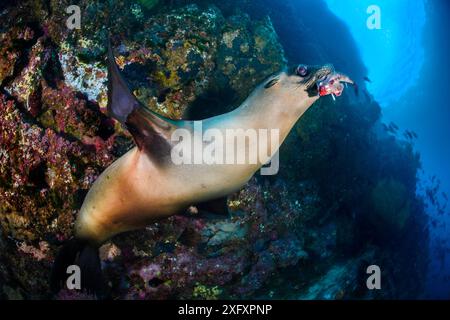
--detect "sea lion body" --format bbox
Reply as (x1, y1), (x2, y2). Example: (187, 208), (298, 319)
(76, 71), (321, 244)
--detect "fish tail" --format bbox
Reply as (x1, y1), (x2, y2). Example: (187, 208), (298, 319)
(50, 238), (104, 298)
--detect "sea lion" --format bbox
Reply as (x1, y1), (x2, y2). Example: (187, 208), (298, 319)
(50, 45), (353, 295)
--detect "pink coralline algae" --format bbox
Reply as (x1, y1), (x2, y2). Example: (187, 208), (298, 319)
(0, 26), (35, 86)
(5, 36), (50, 117)
(0, 92), (118, 241)
(124, 246), (249, 300)
(17, 241), (50, 262)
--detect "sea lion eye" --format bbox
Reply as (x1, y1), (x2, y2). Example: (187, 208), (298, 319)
(296, 64), (308, 76)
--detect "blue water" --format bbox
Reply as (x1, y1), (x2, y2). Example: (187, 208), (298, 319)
(324, 0), (450, 298)
(324, 0), (426, 107)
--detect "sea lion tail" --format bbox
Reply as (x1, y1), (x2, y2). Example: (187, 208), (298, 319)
(50, 238), (104, 298)
(106, 38), (179, 161)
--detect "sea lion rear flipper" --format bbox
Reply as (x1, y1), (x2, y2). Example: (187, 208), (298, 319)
(125, 107), (175, 162)
(196, 197), (229, 216)
(107, 39), (139, 124)
(107, 40), (176, 161)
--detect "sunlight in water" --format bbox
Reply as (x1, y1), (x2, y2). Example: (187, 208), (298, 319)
(324, 0), (426, 107)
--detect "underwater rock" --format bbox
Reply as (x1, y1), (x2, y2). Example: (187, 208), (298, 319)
(124, 246), (249, 299)
(138, 0), (160, 11)
(269, 236), (308, 268)
(58, 42), (108, 108)
(369, 178), (411, 235)
(215, 14), (286, 103)
(297, 249), (380, 300)
(192, 283), (222, 300)
(0, 93), (116, 242)
(4, 36), (50, 116)
(311, 225), (336, 259)
(298, 258), (361, 300)
(202, 219), (248, 247)
(0, 25), (35, 86)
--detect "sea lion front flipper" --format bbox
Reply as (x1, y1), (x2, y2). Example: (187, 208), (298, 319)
(107, 40), (177, 162)
(196, 197), (229, 216)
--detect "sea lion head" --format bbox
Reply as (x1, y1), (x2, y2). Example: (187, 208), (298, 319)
(262, 63), (335, 109)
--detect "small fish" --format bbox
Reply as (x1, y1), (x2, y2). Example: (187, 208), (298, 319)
(388, 123), (397, 133)
(404, 130), (413, 140)
(363, 76), (372, 83)
(390, 122), (399, 131)
(316, 72), (354, 97)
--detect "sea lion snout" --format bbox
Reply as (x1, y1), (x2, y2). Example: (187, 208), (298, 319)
(294, 64), (335, 91)
(285, 64), (354, 99)
(267, 64), (334, 102)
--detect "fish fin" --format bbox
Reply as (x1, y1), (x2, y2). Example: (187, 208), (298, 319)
(196, 196), (229, 216)
(107, 39), (177, 162)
